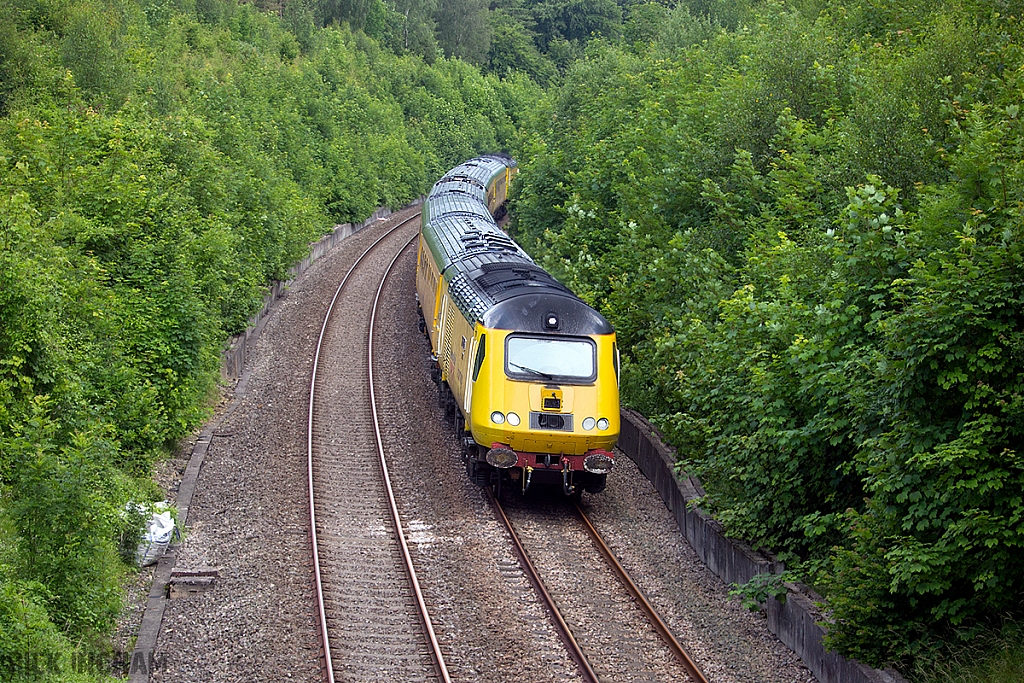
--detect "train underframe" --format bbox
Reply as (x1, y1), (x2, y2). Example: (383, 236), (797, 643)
(465, 445), (610, 499)
(434, 366), (611, 498)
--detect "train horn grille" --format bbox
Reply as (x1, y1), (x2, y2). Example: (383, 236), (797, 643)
(530, 412), (574, 432)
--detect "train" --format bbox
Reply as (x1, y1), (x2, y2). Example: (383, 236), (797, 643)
(415, 155), (620, 498)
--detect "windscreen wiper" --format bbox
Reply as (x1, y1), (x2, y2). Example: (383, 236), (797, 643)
(508, 362), (554, 379)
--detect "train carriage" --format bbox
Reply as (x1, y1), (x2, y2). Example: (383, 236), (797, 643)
(416, 155), (619, 497)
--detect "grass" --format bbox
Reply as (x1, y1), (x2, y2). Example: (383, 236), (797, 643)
(909, 619), (1024, 683)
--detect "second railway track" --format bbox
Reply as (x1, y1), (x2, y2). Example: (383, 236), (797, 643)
(308, 213), (446, 683)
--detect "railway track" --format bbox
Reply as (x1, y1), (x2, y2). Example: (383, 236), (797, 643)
(154, 197), (813, 682)
(307, 213), (449, 683)
(492, 491), (710, 683)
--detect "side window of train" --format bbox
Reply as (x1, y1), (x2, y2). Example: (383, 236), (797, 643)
(472, 334), (486, 381)
(432, 276), (443, 324)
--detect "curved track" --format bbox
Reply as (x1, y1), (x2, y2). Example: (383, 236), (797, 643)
(307, 214), (449, 683)
(492, 491), (710, 683)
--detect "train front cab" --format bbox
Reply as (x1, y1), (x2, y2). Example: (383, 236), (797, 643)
(465, 296), (619, 497)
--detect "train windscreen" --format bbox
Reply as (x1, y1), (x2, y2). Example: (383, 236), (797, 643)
(504, 335), (596, 383)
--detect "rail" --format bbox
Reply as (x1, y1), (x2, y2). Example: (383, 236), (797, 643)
(488, 489), (601, 683)
(576, 504), (710, 683)
(490, 490), (710, 683)
(368, 233), (452, 682)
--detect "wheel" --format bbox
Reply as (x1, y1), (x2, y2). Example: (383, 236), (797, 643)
(467, 458), (494, 487)
(438, 384), (457, 424)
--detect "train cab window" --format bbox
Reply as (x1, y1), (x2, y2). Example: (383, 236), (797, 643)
(504, 334), (596, 384)
(472, 334), (486, 381)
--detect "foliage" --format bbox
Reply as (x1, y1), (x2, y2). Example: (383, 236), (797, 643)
(0, 0), (532, 676)
(728, 570), (795, 611)
(434, 0), (490, 63)
(488, 7), (557, 84)
(512, 0), (1024, 669)
(0, 576), (109, 682)
(908, 618), (1024, 683)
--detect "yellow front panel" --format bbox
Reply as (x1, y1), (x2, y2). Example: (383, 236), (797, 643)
(469, 328), (619, 456)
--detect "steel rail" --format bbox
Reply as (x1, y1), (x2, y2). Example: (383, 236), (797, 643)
(488, 491), (602, 683)
(576, 504), (710, 683)
(368, 234), (453, 683)
(306, 215), (418, 683)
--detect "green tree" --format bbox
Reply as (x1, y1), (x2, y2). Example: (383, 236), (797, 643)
(488, 8), (555, 83)
(434, 0), (490, 63)
(528, 0), (621, 49)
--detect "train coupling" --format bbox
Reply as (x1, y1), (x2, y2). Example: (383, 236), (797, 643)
(562, 460), (576, 497)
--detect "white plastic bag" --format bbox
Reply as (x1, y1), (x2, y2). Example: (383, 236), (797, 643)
(135, 503), (177, 567)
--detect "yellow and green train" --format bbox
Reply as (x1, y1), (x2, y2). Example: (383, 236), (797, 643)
(415, 155), (620, 497)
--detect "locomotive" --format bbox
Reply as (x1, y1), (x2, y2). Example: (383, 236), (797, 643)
(415, 155), (620, 497)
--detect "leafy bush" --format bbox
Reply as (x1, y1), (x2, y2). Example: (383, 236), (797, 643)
(513, 0), (1024, 669)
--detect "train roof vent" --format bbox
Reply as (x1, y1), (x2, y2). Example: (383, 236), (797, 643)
(475, 263), (564, 293)
(439, 173), (485, 188)
(460, 231), (486, 249)
(447, 272), (490, 322)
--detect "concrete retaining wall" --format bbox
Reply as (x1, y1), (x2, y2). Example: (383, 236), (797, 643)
(618, 408), (907, 683)
(220, 205), (403, 381)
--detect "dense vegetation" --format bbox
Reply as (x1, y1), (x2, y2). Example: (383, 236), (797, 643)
(0, 0), (533, 678)
(511, 0), (1023, 671)
(2, 0), (1020, 678)
(304, 0), (632, 82)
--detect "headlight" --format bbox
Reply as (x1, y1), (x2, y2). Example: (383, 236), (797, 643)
(491, 411), (505, 424)
(582, 417), (596, 431)
(597, 418), (610, 431)
(506, 412), (521, 426)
